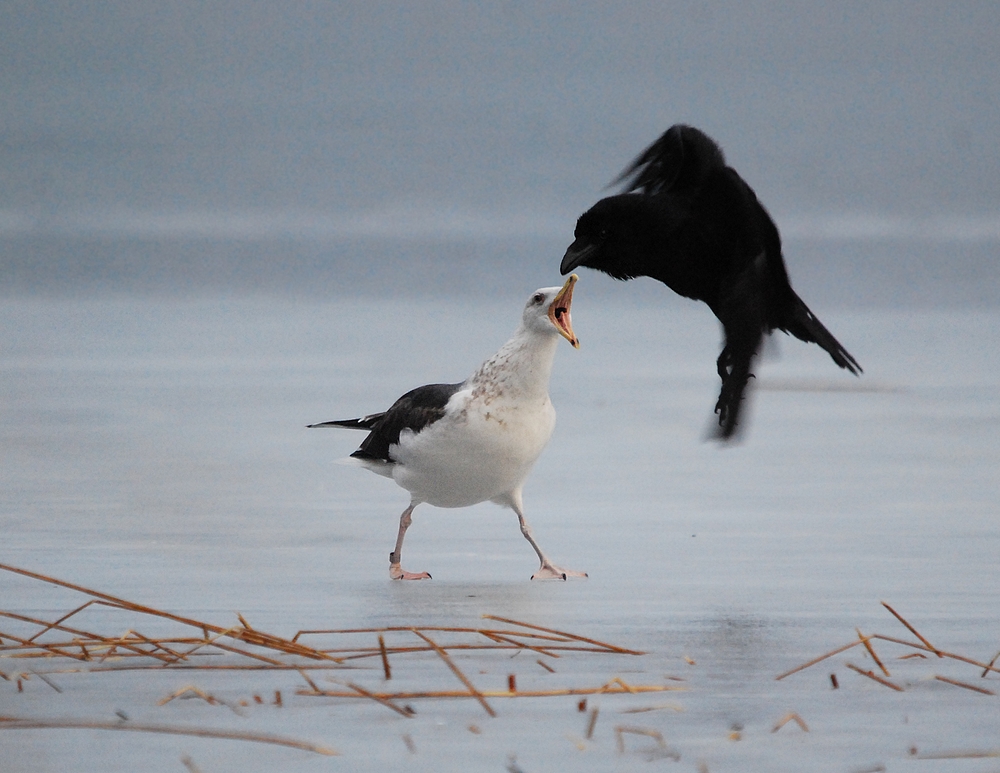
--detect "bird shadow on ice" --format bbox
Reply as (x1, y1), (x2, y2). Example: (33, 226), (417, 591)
(379, 576), (593, 623)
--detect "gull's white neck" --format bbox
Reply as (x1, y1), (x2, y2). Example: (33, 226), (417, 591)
(468, 324), (559, 402)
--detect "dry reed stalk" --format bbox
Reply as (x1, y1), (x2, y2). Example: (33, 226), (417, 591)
(61, 663), (349, 675)
(161, 626), (243, 664)
(481, 615), (644, 655)
(982, 650), (1000, 679)
(319, 643), (518, 658)
(95, 630), (134, 664)
(206, 639), (289, 667)
(599, 677), (638, 694)
(158, 686), (224, 707)
(845, 663), (904, 691)
(25, 601), (99, 643)
(296, 668), (322, 693)
(122, 631), (187, 662)
(410, 629), (496, 718)
(480, 630), (561, 658)
(298, 624), (564, 639)
(298, 683), (683, 700)
(0, 716), (337, 755)
(313, 642), (611, 659)
(305, 648), (409, 662)
(880, 602), (941, 656)
(318, 643), (528, 663)
(0, 611), (173, 664)
(614, 725), (668, 754)
(871, 635), (1000, 675)
(0, 626), (90, 663)
(933, 675), (996, 695)
(914, 749), (1000, 759)
(230, 628), (337, 662)
(620, 703), (684, 714)
(25, 671), (62, 693)
(338, 680), (414, 717)
(171, 624), (337, 668)
(180, 754), (202, 773)
(1, 563), (337, 664)
(480, 629), (575, 643)
(565, 732), (587, 751)
(856, 628), (890, 677)
(771, 712), (809, 732)
(774, 639), (864, 680)
(536, 659), (555, 673)
(89, 632), (198, 663)
(0, 564), (240, 638)
(585, 706), (599, 739)
(378, 635), (391, 680)
(160, 686), (209, 705)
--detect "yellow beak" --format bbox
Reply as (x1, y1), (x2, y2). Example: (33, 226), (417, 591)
(548, 274), (580, 348)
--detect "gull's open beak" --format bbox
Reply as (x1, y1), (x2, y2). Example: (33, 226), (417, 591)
(548, 274), (580, 348)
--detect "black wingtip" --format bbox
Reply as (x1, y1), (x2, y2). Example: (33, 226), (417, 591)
(307, 415), (384, 430)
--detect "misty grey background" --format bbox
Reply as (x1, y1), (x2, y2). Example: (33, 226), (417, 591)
(2, 1), (998, 304)
(4, 5), (1000, 770)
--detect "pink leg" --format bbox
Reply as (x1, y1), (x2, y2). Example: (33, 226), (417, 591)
(509, 495), (586, 581)
(389, 502), (431, 580)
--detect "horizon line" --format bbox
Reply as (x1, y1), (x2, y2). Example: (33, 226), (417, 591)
(2, 208), (998, 243)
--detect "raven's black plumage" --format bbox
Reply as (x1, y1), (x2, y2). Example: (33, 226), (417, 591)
(561, 124), (861, 439)
(308, 382), (462, 462)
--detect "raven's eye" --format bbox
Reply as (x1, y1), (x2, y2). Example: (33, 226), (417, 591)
(531, 292), (545, 305)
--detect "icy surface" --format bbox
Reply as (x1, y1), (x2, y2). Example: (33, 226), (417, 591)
(2, 294), (999, 772)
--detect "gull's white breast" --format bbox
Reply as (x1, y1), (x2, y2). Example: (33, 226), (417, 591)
(389, 387), (556, 508)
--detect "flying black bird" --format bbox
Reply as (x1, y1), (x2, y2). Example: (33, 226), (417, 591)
(561, 124), (861, 439)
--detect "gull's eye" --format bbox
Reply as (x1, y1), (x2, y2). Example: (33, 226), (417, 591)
(532, 292), (545, 305)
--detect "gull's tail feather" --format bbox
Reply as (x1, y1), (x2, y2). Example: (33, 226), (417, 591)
(307, 413), (386, 430)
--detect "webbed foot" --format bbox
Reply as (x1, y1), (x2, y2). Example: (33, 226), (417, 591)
(390, 563), (432, 580)
(530, 562), (588, 581)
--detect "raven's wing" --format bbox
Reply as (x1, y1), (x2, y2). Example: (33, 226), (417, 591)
(612, 124), (727, 196)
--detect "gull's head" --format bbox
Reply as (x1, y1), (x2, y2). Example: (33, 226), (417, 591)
(522, 274), (580, 348)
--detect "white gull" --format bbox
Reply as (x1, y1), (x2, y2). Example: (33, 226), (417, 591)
(309, 275), (586, 580)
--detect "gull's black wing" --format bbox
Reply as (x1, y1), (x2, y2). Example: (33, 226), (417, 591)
(309, 382), (464, 463)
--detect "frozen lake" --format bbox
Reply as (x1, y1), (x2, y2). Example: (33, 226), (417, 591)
(2, 291), (999, 772)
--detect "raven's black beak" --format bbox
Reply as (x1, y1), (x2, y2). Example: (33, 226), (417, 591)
(560, 239), (596, 275)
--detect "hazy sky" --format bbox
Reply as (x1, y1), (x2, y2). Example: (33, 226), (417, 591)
(3, 2), (998, 216)
(1, 2), (998, 298)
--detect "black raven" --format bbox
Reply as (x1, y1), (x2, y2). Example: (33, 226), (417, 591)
(561, 124), (861, 439)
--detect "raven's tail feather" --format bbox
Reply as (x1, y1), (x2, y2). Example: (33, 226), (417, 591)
(784, 294), (862, 375)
